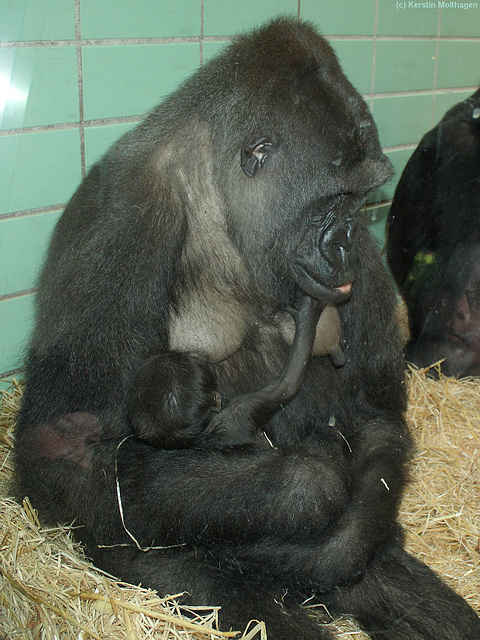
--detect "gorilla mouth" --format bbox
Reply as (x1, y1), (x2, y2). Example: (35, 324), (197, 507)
(293, 261), (353, 303)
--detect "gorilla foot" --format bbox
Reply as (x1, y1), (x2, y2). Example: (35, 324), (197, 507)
(19, 412), (102, 469)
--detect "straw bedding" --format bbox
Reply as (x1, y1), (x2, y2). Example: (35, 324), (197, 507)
(1, 369), (479, 639)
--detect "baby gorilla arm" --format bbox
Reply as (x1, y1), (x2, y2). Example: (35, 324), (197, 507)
(128, 296), (324, 449)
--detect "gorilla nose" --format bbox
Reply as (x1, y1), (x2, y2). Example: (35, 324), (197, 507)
(319, 220), (354, 272)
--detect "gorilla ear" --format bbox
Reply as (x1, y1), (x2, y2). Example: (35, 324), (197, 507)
(241, 137), (280, 177)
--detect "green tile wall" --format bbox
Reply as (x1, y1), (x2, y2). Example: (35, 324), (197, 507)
(1, 0), (480, 377)
(81, 0), (201, 39)
(0, 47), (79, 130)
(0, 295), (35, 375)
(372, 94), (434, 147)
(82, 43), (200, 120)
(1, 0), (76, 42)
(377, 2), (439, 36)
(365, 203), (391, 247)
(302, 0), (377, 35)
(330, 40), (374, 95)
(381, 148), (416, 201)
(203, 0), (297, 35)
(433, 89), (474, 121)
(375, 41), (437, 93)
(84, 122), (137, 168)
(0, 129), (82, 215)
(0, 211), (61, 297)
(436, 41), (480, 88)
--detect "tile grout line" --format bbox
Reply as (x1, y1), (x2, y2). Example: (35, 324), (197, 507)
(432, 9), (443, 127)
(0, 367), (25, 380)
(74, 0), (86, 178)
(0, 36), (202, 48)
(2, 87), (476, 138)
(200, 0), (204, 66)
(370, 0), (380, 110)
(0, 288), (37, 303)
(0, 116), (143, 137)
(1, 35), (479, 49)
(0, 204), (66, 222)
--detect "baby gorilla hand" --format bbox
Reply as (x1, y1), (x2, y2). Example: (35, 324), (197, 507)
(197, 396), (273, 449)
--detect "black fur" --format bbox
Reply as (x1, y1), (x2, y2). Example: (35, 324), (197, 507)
(14, 18), (480, 639)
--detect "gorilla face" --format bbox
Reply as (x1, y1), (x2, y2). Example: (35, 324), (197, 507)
(232, 106), (391, 305)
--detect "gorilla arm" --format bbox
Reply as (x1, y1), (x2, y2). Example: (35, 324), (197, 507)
(309, 231), (412, 589)
(221, 236), (412, 590)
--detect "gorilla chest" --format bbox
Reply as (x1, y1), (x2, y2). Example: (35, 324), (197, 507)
(168, 298), (343, 364)
(168, 292), (253, 363)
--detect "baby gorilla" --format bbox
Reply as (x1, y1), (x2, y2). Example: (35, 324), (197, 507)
(128, 296), (335, 449)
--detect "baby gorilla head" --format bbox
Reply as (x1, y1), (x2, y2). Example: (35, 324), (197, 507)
(127, 352), (219, 448)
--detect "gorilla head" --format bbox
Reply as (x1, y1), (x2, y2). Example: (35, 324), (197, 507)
(201, 21), (392, 305)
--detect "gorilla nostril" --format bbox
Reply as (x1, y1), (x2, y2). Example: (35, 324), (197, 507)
(320, 230), (350, 268)
(333, 243), (347, 261)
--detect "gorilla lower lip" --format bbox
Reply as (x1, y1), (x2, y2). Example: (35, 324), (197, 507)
(294, 262), (353, 303)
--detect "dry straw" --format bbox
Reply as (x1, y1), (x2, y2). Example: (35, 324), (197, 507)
(1, 368), (479, 639)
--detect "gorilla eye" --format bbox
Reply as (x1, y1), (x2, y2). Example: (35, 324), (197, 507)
(324, 195), (344, 219)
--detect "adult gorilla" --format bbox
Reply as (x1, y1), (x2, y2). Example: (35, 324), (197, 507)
(14, 18), (480, 640)
(387, 89), (480, 377)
